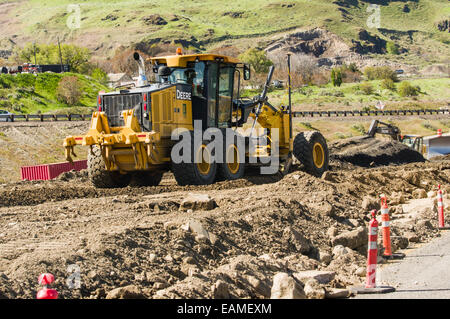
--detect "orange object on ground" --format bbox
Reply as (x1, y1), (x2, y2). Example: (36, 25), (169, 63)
(380, 194), (392, 257)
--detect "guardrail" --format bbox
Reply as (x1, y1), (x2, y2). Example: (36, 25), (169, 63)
(0, 114), (89, 122)
(0, 109), (448, 122)
(292, 108), (449, 118)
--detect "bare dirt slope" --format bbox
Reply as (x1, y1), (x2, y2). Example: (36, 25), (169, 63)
(0, 122), (89, 183)
(0, 155), (449, 299)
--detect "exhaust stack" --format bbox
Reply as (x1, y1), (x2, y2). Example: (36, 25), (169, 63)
(133, 52), (148, 87)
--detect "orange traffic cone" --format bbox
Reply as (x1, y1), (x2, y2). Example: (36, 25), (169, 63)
(36, 273), (58, 299)
(380, 195), (405, 260)
(437, 185), (450, 230)
(349, 210), (395, 295)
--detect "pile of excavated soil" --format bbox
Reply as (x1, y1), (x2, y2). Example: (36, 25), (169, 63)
(0, 158), (449, 299)
(329, 136), (425, 167)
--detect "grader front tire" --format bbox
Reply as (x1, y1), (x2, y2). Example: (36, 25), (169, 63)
(87, 146), (131, 188)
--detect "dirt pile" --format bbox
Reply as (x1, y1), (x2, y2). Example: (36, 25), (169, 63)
(329, 136), (425, 167)
(0, 158), (449, 299)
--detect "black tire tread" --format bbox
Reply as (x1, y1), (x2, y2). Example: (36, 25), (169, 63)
(293, 131), (329, 177)
(88, 146), (131, 188)
(171, 132), (217, 186)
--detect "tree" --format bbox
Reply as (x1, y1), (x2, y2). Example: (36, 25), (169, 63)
(12, 43), (91, 74)
(91, 67), (108, 85)
(57, 76), (82, 105)
(238, 48), (273, 74)
(331, 68), (342, 87)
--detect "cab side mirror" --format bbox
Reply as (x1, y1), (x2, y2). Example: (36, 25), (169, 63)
(243, 64), (251, 81)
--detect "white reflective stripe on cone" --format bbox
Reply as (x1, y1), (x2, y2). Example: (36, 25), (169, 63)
(370, 228), (377, 235)
(381, 208), (389, 215)
(438, 201), (443, 207)
(382, 221), (390, 227)
(368, 242), (377, 250)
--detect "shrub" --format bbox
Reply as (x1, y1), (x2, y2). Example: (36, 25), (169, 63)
(0, 76), (10, 89)
(351, 123), (366, 135)
(331, 68), (342, 87)
(319, 89), (344, 97)
(398, 81), (419, 97)
(56, 76), (82, 105)
(91, 67), (108, 85)
(386, 42), (400, 55)
(364, 66), (398, 82)
(381, 78), (396, 91)
(238, 48), (273, 74)
(360, 82), (374, 95)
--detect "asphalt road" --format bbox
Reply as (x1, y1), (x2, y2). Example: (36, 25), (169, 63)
(353, 229), (450, 299)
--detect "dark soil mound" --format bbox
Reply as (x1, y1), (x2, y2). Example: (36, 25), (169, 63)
(329, 136), (425, 167)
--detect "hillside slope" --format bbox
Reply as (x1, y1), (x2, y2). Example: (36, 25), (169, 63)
(0, 72), (108, 114)
(0, 0), (448, 66)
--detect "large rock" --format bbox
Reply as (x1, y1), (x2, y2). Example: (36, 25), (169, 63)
(390, 192), (406, 205)
(361, 196), (378, 211)
(270, 273), (306, 299)
(327, 226), (338, 239)
(292, 270), (335, 285)
(318, 250), (332, 264)
(180, 193), (217, 211)
(246, 275), (271, 298)
(412, 189), (427, 199)
(325, 288), (351, 299)
(303, 279), (326, 299)
(211, 280), (230, 299)
(282, 227), (311, 254)
(181, 219), (210, 240)
(332, 245), (350, 257)
(404, 232), (420, 243)
(331, 226), (367, 249)
(391, 236), (409, 249)
(106, 285), (145, 299)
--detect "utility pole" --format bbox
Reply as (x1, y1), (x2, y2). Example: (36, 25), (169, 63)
(287, 53), (292, 140)
(33, 42), (37, 65)
(57, 37), (63, 73)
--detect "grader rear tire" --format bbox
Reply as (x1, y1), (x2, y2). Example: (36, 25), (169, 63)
(293, 131), (329, 177)
(216, 133), (245, 181)
(88, 146), (131, 188)
(171, 131), (217, 186)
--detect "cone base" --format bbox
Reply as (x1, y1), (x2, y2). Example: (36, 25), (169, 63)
(382, 252), (405, 260)
(438, 226), (450, 230)
(350, 285), (396, 295)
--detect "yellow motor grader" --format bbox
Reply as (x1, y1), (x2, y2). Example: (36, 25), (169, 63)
(63, 50), (329, 187)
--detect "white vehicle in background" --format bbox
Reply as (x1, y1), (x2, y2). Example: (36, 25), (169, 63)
(0, 109), (14, 122)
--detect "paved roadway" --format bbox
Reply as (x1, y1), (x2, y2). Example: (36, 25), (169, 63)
(353, 229), (450, 299)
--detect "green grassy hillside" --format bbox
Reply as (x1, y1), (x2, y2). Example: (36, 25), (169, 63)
(261, 78), (450, 111)
(1, 0), (448, 62)
(0, 73), (108, 114)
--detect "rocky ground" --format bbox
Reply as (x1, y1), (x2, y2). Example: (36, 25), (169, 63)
(0, 137), (449, 299)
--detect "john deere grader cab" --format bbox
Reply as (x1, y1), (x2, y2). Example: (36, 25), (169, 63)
(63, 51), (329, 188)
